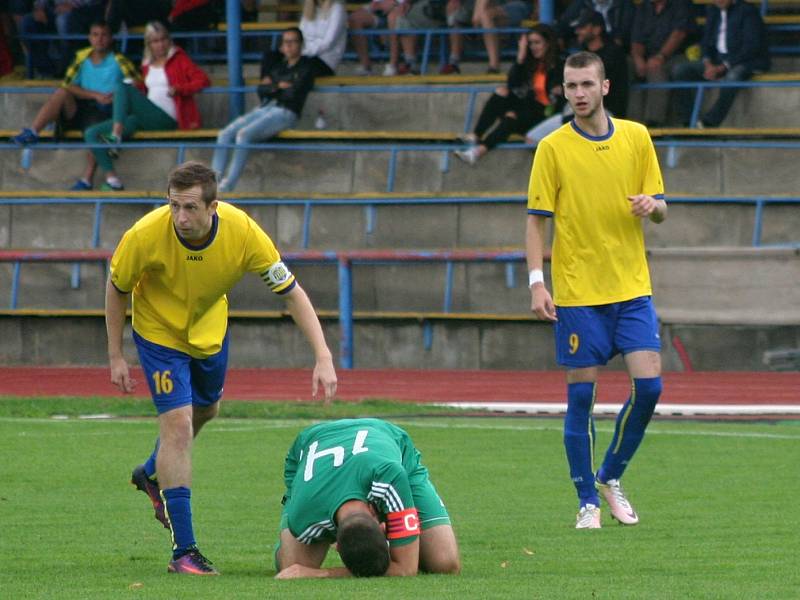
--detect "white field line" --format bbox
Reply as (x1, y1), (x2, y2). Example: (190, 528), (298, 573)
(436, 402), (800, 416)
(2, 417), (799, 440)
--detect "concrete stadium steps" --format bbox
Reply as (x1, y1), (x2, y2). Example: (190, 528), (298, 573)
(2, 194), (799, 250)
(3, 246), (798, 323)
(3, 74), (800, 132)
(2, 311), (798, 371)
(1, 142), (798, 196)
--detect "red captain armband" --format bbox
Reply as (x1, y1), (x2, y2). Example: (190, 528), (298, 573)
(386, 508), (420, 540)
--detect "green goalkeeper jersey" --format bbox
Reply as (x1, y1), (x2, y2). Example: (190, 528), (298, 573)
(281, 418), (438, 547)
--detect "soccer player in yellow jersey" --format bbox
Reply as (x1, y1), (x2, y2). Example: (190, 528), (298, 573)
(526, 52), (667, 529)
(105, 161), (337, 574)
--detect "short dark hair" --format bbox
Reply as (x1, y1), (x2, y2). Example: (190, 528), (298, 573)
(283, 26), (303, 45)
(336, 513), (390, 577)
(167, 161), (217, 206)
(89, 19), (111, 32)
(565, 50), (606, 81)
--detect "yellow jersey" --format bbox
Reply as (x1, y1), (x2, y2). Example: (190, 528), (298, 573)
(527, 117), (665, 306)
(110, 201), (296, 357)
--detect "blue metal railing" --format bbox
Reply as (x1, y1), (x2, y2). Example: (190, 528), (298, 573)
(2, 194), (798, 252)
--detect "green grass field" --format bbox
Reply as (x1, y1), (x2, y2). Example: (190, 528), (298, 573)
(1, 397), (798, 599)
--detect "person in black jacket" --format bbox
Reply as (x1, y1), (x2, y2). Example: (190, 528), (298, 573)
(556, 0), (636, 51)
(212, 27), (315, 191)
(672, 0), (769, 128)
(525, 11), (629, 145)
(455, 24), (564, 165)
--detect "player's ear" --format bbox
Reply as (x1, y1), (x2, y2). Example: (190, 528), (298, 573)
(209, 199), (219, 212)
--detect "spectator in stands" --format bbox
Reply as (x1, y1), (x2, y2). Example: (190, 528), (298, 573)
(525, 10), (628, 145)
(384, 0), (446, 75)
(19, 0), (107, 77)
(106, 0), (221, 32)
(105, 0), (171, 32)
(300, 0), (347, 77)
(557, 0), (635, 51)
(454, 25), (563, 165)
(439, 0), (533, 75)
(212, 27), (315, 192)
(672, 0), (769, 128)
(10, 20), (138, 189)
(81, 21), (210, 191)
(349, 0), (395, 75)
(629, 0), (694, 127)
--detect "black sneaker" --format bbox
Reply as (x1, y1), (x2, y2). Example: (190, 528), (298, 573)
(130, 465), (169, 529)
(168, 547), (219, 575)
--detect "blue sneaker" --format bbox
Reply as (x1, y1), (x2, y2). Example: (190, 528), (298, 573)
(11, 127), (39, 146)
(69, 179), (92, 191)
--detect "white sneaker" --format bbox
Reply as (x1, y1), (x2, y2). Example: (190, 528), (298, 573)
(575, 504), (601, 529)
(454, 147), (479, 165)
(354, 65), (372, 76)
(382, 64), (397, 77)
(597, 478), (639, 525)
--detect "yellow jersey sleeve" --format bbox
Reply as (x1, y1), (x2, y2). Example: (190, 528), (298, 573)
(640, 127), (665, 200)
(109, 228), (145, 293)
(527, 139), (557, 216)
(242, 214), (297, 295)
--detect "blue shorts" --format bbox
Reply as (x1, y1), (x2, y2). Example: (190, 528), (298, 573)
(133, 330), (229, 414)
(554, 296), (661, 368)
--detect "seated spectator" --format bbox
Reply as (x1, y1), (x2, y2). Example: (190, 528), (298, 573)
(300, 0), (347, 77)
(384, 0), (446, 76)
(556, 0), (635, 51)
(212, 27), (315, 192)
(454, 25), (563, 165)
(107, 0), (224, 32)
(10, 20), (138, 189)
(672, 0), (769, 128)
(629, 0), (694, 127)
(20, 0), (106, 77)
(349, 0), (395, 75)
(82, 21), (210, 191)
(105, 0), (172, 32)
(442, 0), (532, 75)
(525, 10), (629, 145)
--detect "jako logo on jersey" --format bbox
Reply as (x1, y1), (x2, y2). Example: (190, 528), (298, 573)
(186, 255), (203, 261)
(595, 145), (610, 152)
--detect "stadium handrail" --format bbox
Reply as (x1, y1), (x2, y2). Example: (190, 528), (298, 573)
(1, 192), (798, 250)
(3, 74), (800, 131)
(0, 247), (537, 368)
(3, 133), (800, 194)
(17, 17), (800, 77)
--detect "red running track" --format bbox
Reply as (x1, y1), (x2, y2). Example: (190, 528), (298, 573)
(0, 367), (798, 405)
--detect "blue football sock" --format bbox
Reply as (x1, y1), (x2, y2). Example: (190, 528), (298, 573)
(598, 376), (662, 483)
(564, 382), (600, 507)
(144, 438), (160, 479)
(162, 487), (196, 558)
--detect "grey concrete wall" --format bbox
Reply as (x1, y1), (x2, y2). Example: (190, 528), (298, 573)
(3, 312), (794, 371)
(3, 197), (798, 252)
(2, 142), (798, 199)
(6, 83), (800, 131)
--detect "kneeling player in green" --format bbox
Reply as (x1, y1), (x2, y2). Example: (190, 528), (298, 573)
(275, 418), (461, 578)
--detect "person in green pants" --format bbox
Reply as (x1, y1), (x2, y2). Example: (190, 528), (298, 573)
(83, 21), (210, 190)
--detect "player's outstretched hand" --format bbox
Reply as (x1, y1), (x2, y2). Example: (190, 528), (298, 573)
(312, 356), (337, 405)
(531, 284), (557, 322)
(274, 564), (323, 579)
(109, 357), (135, 393)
